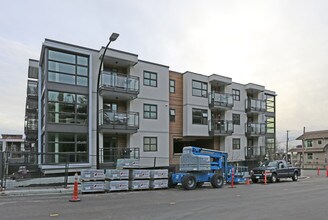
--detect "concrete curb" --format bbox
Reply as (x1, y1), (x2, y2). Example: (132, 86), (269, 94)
(0, 187), (73, 197)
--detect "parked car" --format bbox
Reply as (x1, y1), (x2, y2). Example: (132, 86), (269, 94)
(250, 160), (301, 183)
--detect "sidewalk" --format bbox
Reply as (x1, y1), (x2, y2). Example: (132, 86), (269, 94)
(0, 186), (73, 196)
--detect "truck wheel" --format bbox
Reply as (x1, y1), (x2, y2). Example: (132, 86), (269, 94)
(292, 172), (298, 181)
(211, 174), (224, 188)
(270, 173), (277, 183)
(168, 173), (177, 188)
(252, 178), (258, 183)
(182, 174), (197, 190)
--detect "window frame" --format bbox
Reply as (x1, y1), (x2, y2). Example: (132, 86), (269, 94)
(192, 80), (208, 98)
(232, 114), (240, 125)
(169, 79), (175, 93)
(307, 153), (313, 160)
(143, 137), (158, 152)
(232, 138), (241, 150)
(143, 104), (158, 119)
(192, 108), (208, 125)
(232, 89), (240, 101)
(306, 140), (313, 147)
(169, 109), (176, 122)
(143, 71), (157, 87)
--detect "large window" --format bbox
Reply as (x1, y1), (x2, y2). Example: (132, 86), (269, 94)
(232, 114), (240, 125)
(170, 79), (175, 93)
(144, 104), (157, 119)
(143, 137), (157, 152)
(144, 71), (157, 87)
(266, 94), (275, 113)
(306, 140), (312, 147)
(232, 138), (241, 150)
(307, 153), (313, 160)
(192, 80), (207, 97)
(46, 132), (88, 163)
(232, 89), (240, 101)
(48, 50), (89, 86)
(266, 116), (275, 134)
(48, 91), (88, 124)
(192, 108), (208, 125)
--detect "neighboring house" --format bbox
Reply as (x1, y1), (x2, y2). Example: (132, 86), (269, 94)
(291, 130), (328, 169)
(0, 134), (25, 161)
(24, 39), (276, 173)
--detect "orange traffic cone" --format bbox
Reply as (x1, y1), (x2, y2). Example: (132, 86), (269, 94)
(246, 178), (250, 185)
(317, 167), (320, 176)
(69, 173), (81, 202)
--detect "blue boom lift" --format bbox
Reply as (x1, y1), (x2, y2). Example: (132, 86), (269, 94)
(169, 146), (228, 190)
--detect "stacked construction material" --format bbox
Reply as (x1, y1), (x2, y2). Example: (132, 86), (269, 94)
(116, 159), (140, 169)
(129, 169), (150, 190)
(149, 169), (169, 189)
(80, 169), (105, 193)
(104, 169), (129, 192)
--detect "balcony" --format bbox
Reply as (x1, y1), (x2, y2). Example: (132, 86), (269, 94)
(24, 118), (38, 140)
(245, 146), (266, 160)
(99, 110), (139, 134)
(26, 98), (38, 112)
(209, 120), (233, 136)
(208, 92), (234, 110)
(246, 98), (266, 114)
(27, 80), (38, 98)
(246, 123), (266, 136)
(99, 71), (139, 100)
(100, 147), (140, 164)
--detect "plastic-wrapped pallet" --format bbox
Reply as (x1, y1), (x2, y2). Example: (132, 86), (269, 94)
(150, 179), (168, 189)
(116, 159), (140, 169)
(130, 180), (150, 190)
(130, 169), (150, 179)
(80, 169), (105, 181)
(81, 181), (105, 193)
(150, 169), (168, 179)
(105, 169), (129, 180)
(105, 180), (129, 192)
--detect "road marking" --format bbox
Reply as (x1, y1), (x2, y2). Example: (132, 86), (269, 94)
(49, 213), (59, 217)
(169, 202), (176, 205)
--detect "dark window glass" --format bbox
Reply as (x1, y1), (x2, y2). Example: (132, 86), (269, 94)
(232, 114), (240, 125)
(232, 89), (240, 101)
(192, 108), (208, 125)
(144, 104), (157, 119)
(170, 109), (176, 122)
(170, 79), (175, 93)
(144, 71), (157, 87)
(233, 138), (241, 150)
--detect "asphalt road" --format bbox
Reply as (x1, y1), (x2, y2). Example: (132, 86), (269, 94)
(0, 176), (327, 220)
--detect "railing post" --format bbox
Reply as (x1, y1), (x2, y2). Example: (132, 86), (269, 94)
(153, 157), (157, 168)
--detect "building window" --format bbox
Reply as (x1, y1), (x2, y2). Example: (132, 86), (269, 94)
(144, 71), (157, 87)
(232, 89), (240, 101)
(306, 140), (312, 147)
(192, 108), (208, 125)
(318, 140), (322, 145)
(45, 132), (88, 163)
(48, 50), (89, 86)
(144, 137), (157, 152)
(170, 79), (175, 93)
(232, 114), (240, 125)
(47, 91), (88, 124)
(144, 104), (157, 119)
(266, 116), (275, 134)
(307, 153), (313, 160)
(192, 80), (208, 97)
(233, 138), (241, 150)
(170, 109), (176, 122)
(266, 94), (275, 113)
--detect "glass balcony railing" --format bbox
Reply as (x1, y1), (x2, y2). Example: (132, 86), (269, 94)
(246, 98), (266, 113)
(245, 146), (266, 159)
(208, 92), (234, 109)
(246, 123), (266, 136)
(99, 110), (139, 130)
(100, 147), (140, 163)
(27, 80), (38, 96)
(99, 71), (139, 93)
(210, 119), (233, 135)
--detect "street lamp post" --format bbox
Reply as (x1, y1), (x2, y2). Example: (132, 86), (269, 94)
(96, 33), (119, 169)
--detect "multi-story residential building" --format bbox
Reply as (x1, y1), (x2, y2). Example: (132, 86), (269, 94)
(291, 130), (328, 169)
(0, 134), (25, 161)
(24, 39), (276, 173)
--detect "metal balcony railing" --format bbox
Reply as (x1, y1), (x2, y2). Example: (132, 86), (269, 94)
(210, 119), (233, 136)
(245, 146), (266, 159)
(27, 80), (38, 97)
(208, 92), (234, 109)
(100, 147), (140, 163)
(99, 110), (139, 131)
(246, 98), (266, 113)
(246, 123), (266, 136)
(99, 71), (139, 93)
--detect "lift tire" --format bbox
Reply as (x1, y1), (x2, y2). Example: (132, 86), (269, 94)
(211, 174), (224, 188)
(168, 173), (177, 188)
(182, 174), (197, 190)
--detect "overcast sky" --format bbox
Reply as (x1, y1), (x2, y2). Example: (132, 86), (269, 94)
(1, 0), (328, 149)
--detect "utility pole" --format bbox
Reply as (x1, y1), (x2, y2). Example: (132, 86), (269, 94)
(302, 127), (306, 169)
(286, 130), (289, 162)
